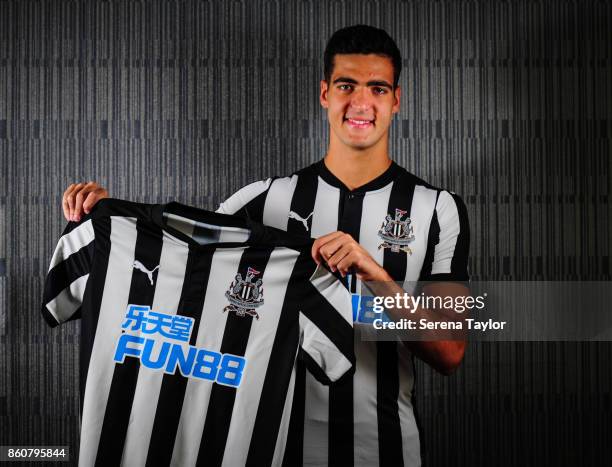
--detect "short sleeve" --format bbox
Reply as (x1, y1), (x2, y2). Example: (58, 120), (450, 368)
(216, 178), (274, 220)
(41, 219), (96, 327)
(298, 264), (355, 385)
(419, 191), (470, 282)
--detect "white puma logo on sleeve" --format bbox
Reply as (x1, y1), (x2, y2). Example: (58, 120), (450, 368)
(288, 210), (313, 231)
(132, 260), (160, 286)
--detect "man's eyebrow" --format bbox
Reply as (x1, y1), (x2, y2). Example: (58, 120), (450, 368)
(366, 80), (393, 89)
(332, 77), (358, 85)
(332, 77), (393, 89)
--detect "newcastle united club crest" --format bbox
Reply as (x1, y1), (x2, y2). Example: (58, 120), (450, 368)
(223, 267), (264, 319)
(378, 208), (415, 254)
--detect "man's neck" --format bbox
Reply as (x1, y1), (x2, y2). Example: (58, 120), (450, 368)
(324, 147), (392, 191)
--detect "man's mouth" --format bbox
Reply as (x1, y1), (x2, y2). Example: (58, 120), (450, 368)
(344, 117), (375, 129)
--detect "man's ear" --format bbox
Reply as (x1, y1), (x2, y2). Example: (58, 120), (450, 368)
(392, 85), (401, 114)
(320, 80), (329, 109)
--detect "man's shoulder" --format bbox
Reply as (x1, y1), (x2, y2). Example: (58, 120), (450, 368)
(217, 162), (320, 214)
(258, 161), (319, 185)
(391, 164), (470, 228)
(234, 161), (319, 190)
(291, 161), (320, 178)
(394, 163), (465, 201)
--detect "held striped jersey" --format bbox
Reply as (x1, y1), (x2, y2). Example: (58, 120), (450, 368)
(217, 160), (470, 467)
(41, 199), (355, 467)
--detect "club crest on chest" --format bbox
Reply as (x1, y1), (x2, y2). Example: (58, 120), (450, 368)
(378, 209), (415, 255)
(223, 267), (264, 319)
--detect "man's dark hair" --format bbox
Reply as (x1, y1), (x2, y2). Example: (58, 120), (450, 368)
(324, 25), (402, 88)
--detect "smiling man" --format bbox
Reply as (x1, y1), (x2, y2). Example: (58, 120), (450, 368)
(62, 25), (470, 467)
(325, 55), (399, 152)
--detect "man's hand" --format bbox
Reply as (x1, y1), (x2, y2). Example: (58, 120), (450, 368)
(312, 231), (391, 282)
(62, 182), (109, 222)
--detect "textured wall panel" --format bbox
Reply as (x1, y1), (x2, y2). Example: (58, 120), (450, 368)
(1, 1), (611, 465)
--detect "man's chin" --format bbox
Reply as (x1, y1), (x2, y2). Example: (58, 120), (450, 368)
(343, 138), (377, 151)
(331, 126), (382, 151)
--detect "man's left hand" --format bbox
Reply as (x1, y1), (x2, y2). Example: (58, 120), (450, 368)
(312, 231), (392, 282)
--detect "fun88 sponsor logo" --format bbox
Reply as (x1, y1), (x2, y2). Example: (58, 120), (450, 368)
(352, 294), (392, 324)
(113, 305), (246, 387)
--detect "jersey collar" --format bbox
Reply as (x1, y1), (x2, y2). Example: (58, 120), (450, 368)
(150, 202), (313, 251)
(313, 159), (401, 193)
(150, 202), (266, 249)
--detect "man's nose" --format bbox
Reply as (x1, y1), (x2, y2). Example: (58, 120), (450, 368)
(349, 87), (373, 111)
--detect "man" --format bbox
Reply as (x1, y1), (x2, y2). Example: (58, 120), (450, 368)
(62, 25), (469, 466)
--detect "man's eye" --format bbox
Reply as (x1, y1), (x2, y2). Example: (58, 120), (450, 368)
(373, 87), (387, 95)
(338, 84), (352, 91)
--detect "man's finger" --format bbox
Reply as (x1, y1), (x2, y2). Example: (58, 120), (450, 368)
(312, 231), (345, 264)
(74, 183), (91, 222)
(318, 234), (353, 262)
(336, 254), (359, 278)
(326, 245), (352, 274)
(73, 188), (88, 222)
(65, 183), (83, 221)
(326, 243), (352, 267)
(312, 231), (346, 263)
(81, 191), (97, 215)
(62, 184), (76, 221)
(62, 183), (76, 198)
(82, 188), (108, 214)
(318, 241), (344, 264)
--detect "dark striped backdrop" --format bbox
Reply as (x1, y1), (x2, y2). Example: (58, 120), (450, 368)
(1, 0), (610, 465)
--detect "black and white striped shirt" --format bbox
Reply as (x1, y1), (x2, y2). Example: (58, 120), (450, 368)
(218, 160), (470, 467)
(41, 199), (355, 467)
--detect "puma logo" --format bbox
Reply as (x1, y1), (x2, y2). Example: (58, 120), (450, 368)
(288, 210), (313, 231)
(133, 260), (160, 286)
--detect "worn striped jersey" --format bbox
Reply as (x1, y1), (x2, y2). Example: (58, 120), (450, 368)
(217, 160), (470, 467)
(41, 198), (355, 467)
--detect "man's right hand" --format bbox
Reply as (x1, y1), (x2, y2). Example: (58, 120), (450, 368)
(62, 182), (109, 222)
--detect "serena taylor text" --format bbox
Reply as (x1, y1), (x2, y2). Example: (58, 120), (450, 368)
(372, 318), (506, 331)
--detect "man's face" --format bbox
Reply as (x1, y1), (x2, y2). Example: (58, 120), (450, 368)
(320, 53), (401, 151)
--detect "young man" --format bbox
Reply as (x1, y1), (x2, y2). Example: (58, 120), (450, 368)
(62, 25), (469, 467)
